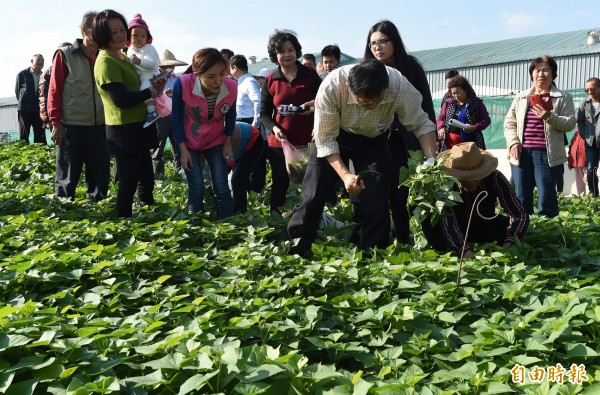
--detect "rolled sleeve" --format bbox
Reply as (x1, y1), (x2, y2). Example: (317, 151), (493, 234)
(313, 83), (341, 158)
(392, 77), (436, 139)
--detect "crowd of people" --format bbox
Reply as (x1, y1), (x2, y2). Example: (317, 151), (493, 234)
(13, 9), (600, 258)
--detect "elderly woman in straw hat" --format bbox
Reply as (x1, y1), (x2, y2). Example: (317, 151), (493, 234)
(152, 49), (188, 175)
(436, 142), (530, 258)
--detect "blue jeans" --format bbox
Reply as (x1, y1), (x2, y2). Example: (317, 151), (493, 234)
(184, 144), (233, 218)
(584, 142), (600, 197)
(510, 148), (559, 217)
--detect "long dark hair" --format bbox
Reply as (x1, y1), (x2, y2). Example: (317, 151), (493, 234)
(363, 20), (423, 85)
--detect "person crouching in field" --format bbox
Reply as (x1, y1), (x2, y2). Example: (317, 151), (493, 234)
(433, 142), (530, 258)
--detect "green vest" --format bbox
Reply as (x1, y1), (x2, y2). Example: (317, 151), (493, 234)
(60, 44), (104, 126)
(94, 50), (146, 126)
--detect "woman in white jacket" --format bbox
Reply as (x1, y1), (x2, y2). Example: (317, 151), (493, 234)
(504, 55), (575, 218)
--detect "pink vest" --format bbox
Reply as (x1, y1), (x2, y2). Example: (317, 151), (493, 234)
(179, 73), (237, 151)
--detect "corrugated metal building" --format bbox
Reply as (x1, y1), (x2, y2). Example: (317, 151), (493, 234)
(414, 28), (600, 99)
(2, 29), (599, 138)
(0, 97), (18, 142)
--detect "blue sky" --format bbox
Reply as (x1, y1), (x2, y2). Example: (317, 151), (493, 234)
(2, 0), (598, 98)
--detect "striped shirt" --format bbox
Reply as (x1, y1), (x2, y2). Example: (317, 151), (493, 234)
(206, 91), (218, 119)
(522, 106), (546, 149)
(314, 64), (436, 157)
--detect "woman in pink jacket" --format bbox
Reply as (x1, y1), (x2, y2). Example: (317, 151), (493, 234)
(172, 48), (237, 217)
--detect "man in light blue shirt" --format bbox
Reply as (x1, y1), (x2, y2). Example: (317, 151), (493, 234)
(230, 55), (261, 128)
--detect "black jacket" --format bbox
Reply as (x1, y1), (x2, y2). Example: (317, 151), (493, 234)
(15, 68), (40, 112)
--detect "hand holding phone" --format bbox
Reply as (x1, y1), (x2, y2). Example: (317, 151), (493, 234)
(150, 68), (173, 83)
(529, 94), (553, 111)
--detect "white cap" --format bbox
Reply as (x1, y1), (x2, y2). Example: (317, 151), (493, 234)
(258, 68), (272, 78)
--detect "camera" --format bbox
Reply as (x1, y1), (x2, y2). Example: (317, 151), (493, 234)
(277, 104), (306, 117)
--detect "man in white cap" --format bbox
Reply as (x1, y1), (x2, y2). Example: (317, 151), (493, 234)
(436, 142), (530, 258)
(152, 49), (188, 175)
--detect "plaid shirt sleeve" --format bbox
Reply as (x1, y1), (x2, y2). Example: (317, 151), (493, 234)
(314, 75), (342, 158)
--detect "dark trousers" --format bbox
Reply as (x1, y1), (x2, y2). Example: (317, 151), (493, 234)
(152, 115), (181, 174)
(288, 130), (391, 251)
(18, 110), (46, 144)
(556, 163), (565, 193)
(427, 212), (510, 253)
(249, 139), (268, 193)
(467, 215), (510, 245)
(114, 151), (154, 217)
(388, 131), (411, 243)
(585, 142), (600, 197)
(55, 125), (110, 201)
(267, 147), (290, 210)
(231, 140), (264, 213)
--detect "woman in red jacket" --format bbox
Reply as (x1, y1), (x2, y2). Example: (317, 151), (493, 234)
(260, 30), (321, 214)
(568, 129), (586, 195)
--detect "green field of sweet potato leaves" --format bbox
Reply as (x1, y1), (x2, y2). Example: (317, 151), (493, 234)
(0, 141), (599, 394)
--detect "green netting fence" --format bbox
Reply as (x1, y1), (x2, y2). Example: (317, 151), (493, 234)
(432, 88), (588, 150)
(2, 89), (589, 148)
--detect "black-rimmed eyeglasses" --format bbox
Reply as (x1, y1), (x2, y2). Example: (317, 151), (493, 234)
(368, 38), (391, 49)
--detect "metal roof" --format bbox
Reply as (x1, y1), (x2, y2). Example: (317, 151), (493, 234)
(0, 97), (17, 107)
(413, 28), (600, 72)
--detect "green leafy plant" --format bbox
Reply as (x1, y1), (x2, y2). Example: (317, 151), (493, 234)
(0, 142), (598, 394)
(399, 150), (462, 248)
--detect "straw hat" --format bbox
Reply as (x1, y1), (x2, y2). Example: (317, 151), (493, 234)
(159, 49), (188, 67)
(440, 142), (498, 181)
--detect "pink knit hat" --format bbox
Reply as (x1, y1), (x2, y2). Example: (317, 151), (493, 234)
(126, 13), (152, 47)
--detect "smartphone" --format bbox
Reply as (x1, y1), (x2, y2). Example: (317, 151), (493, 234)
(150, 68), (173, 83)
(528, 94), (553, 110)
